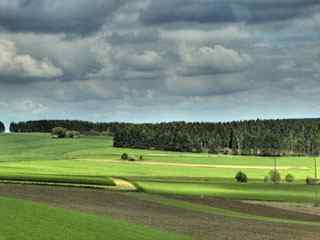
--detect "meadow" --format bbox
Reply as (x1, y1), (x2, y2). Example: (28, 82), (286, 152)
(0, 133), (320, 240)
(0, 133), (318, 202)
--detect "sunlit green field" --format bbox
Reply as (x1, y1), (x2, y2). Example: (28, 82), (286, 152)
(0, 133), (319, 202)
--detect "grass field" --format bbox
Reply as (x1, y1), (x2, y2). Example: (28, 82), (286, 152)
(0, 133), (320, 240)
(0, 196), (189, 240)
(0, 133), (319, 202)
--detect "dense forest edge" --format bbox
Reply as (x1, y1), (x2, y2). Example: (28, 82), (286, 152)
(7, 118), (320, 156)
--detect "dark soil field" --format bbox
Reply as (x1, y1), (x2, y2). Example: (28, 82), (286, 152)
(1, 184), (320, 240)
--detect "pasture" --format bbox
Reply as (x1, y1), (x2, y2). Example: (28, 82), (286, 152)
(0, 133), (320, 240)
(0, 133), (318, 202)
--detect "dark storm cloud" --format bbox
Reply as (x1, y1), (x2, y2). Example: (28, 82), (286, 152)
(141, 0), (320, 25)
(0, 0), (126, 34)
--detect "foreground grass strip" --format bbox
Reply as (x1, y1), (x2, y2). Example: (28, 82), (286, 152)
(131, 193), (320, 227)
(0, 197), (191, 240)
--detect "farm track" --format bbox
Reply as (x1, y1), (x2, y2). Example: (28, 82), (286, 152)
(83, 159), (310, 170)
(0, 184), (320, 240)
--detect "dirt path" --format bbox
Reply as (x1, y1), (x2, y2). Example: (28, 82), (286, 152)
(84, 159), (310, 170)
(0, 184), (319, 240)
(111, 177), (137, 191)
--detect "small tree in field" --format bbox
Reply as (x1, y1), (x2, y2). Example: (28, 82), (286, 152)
(269, 170), (281, 183)
(285, 174), (294, 183)
(235, 171), (248, 183)
(121, 153), (129, 160)
(52, 127), (67, 138)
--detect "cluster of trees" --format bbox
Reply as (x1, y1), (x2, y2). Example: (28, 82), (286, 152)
(51, 127), (80, 139)
(9, 120), (126, 135)
(113, 119), (320, 156)
(0, 122), (5, 133)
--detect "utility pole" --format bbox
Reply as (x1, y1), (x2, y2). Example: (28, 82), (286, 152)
(314, 154), (319, 207)
(315, 157), (318, 179)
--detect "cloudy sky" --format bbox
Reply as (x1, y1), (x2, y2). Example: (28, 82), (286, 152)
(1, 0), (320, 126)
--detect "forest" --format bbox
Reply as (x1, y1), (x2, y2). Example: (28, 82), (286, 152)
(9, 120), (123, 135)
(113, 119), (320, 156)
(9, 118), (320, 156)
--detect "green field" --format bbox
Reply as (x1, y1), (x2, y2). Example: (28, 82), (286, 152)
(0, 133), (319, 202)
(0, 133), (320, 240)
(0, 197), (189, 240)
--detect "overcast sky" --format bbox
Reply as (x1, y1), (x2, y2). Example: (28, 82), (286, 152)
(0, 0), (320, 125)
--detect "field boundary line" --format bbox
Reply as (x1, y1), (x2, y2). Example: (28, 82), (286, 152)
(80, 159), (310, 170)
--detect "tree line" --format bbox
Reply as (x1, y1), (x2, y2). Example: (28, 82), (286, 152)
(9, 120), (125, 135)
(8, 118), (320, 156)
(0, 121), (4, 133)
(113, 119), (320, 156)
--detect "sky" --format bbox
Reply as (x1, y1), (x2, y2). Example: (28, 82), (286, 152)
(0, 0), (320, 126)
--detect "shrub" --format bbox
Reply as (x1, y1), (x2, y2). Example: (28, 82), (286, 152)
(269, 170), (281, 183)
(285, 174), (295, 183)
(128, 157), (136, 162)
(306, 177), (320, 185)
(139, 155), (144, 161)
(66, 130), (80, 138)
(235, 171), (248, 183)
(121, 153), (129, 160)
(263, 176), (269, 183)
(52, 127), (67, 138)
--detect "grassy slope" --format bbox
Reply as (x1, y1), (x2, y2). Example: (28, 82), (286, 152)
(0, 133), (319, 202)
(0, 197), (189, 240)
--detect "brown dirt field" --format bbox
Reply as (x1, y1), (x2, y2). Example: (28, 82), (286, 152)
(0, 184), (320, 240)
(243, 200), (320, 217)
(172, 195), (320, 222)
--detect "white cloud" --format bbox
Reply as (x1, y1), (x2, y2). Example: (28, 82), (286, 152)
(178, 45), (252, 76)
(20, 100), (48, 114)
(0, 39), (63, 79)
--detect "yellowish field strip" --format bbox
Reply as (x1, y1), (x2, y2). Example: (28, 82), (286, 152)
(111, 178), (137, 191)
(0, 178), (137, 191)
(81, 159), (310, 170)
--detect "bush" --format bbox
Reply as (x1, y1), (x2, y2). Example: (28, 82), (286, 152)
(139, 155), (144, 161)
(306, 177), (320, 185)
(235, 171), (248, 183)
(269, 170), (281, 183)
(285, 174), (295, 183)
(128, 157), (136, 162)
(52, 127), (67, 138)
(66, 130), (80, 138)
(121, 153), (129, 160)
(263, 176), (269, 183)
